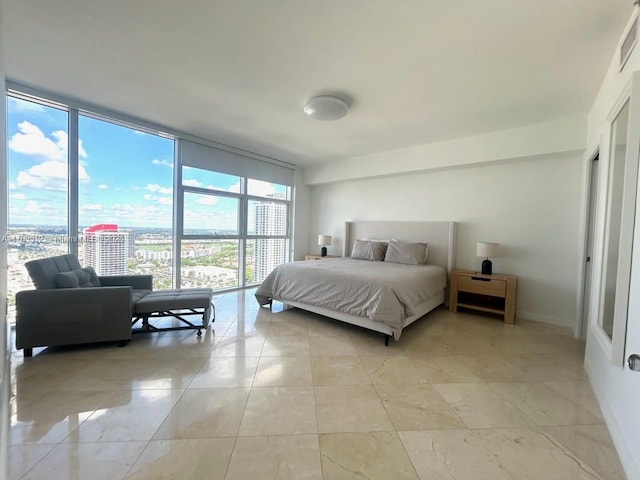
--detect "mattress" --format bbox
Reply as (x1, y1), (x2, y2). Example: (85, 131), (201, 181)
(255, 258), (447, 337)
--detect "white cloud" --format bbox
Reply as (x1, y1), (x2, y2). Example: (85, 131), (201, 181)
(98, 184), (109, 190)
(9, 98), (46, 113)
(144, 193), (172, 206)
(137, 205), (161, 214)
(146, 183), (172, 195)
(152, 159), (173, 168)
(9, 121), (88, 160)
(112, 204), (135, 213)
(8, 183), (17, 191)
(23, 200), (53, 215)
(16, 160), (90, 191)
(79, 140), (87, 158)
(247, 179), (277, 197)
(10, 122), (65, 160)
(225, 180), (279, 196)
(10, 193), (27, 200)
(81, 203), (103, 211)
(9, 199), (65, 223)
(10, 122), (91, 191)
(70, 200), (171, 228)
(183, 178), (202, 188)
(195, 196), (219, 206)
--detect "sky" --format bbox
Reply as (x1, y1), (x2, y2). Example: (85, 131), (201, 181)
(7, 96), (287, 232)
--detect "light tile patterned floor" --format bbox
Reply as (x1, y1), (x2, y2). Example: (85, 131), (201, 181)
(8, 289), (627, 479)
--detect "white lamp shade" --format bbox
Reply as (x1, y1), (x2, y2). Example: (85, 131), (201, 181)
(476, 242), (499, 258)
(318, 235), (332, 246)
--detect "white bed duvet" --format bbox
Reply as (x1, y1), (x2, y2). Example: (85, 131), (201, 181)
(255, 258), (447, 338)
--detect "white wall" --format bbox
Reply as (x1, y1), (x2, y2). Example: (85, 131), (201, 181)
(0, 2), (10, 476)
(292, 167), (311, 261)
(305, 114), (586, 186)
(309, 152), (583, 328)
(584, 9), (640, 480)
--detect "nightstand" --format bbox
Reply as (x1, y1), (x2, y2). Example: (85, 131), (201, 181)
(305, 255), (340, 260)
(449, 269), (518, 324)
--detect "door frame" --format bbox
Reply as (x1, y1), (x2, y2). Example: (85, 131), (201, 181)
(577, 147), (600, 340)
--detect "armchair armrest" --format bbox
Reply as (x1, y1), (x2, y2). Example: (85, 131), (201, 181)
(99, 275), (153, 290)
(17, 286), (132, 308)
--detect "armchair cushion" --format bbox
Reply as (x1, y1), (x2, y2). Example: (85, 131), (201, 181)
(83, 266), (101, 286)
(26, 254), (82, 289)
(99, 274), (153, 290)
(55, 267), (101, 288)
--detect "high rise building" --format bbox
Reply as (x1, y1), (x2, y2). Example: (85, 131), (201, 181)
(253, 194), (287, 283)
(121, 228), (136, 258)
(83, 224), (131, 276)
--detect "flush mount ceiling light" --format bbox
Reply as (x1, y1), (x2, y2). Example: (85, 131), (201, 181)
(304, 95), (349, 121)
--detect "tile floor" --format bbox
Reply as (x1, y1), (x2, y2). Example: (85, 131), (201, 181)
(8, 289), (627, 479)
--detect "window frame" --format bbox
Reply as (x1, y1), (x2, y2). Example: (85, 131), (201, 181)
(175, 169), (291, 290)
(7, 83), (295, 302)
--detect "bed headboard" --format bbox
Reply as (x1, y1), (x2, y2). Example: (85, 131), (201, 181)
(344, 221), (457, 273)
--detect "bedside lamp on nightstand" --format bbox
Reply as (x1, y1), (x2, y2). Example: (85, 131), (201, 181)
(476, 241), (499, 275)
(318, 235), (332, 257)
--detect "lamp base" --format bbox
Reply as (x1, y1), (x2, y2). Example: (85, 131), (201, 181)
(321, 246), (327, 257)
(481, 259), (492, 275)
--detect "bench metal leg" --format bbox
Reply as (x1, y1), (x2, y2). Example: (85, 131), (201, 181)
(132, 307), (211, 335)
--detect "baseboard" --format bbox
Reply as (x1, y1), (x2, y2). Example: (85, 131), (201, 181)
(516, 310), (574, 329)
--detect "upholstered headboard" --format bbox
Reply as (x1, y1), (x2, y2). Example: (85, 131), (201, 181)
(344, 221), (457, 273)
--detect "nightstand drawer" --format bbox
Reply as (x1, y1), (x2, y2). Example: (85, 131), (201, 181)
(457, 275), (506, 297)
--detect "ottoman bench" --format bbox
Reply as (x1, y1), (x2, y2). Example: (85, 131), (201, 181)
(132, 288), (214, 337)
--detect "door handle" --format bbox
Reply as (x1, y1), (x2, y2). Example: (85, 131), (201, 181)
(628, 354), (640, 372)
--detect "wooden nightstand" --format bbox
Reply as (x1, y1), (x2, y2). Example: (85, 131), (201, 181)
(305, 255), (340, 260)
(449, 269), (518, 324)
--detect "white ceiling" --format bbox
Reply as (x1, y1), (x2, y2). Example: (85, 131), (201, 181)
(0, 0), (632, 167)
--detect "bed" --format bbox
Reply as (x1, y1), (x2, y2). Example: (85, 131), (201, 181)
(255, 221), (457, 344)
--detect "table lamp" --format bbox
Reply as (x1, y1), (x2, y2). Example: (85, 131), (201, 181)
(476, 241), (499, 275)
(318, 235), (332, 257)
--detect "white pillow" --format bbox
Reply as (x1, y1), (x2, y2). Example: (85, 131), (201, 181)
(351, 239), (388, 261)
(384, 239), (429, 265)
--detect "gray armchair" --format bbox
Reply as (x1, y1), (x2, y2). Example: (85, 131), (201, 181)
(15, 254), (153, 357)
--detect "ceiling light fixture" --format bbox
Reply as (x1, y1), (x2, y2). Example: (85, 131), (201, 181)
(304, 95), (349, 121)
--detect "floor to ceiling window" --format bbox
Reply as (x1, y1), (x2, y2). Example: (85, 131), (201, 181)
(181, 168), (242, 289)
(178, 169), (291, 289)
(5, 89), (294, 325)
(177, 140), (293, 290)
(246, 179), (290, 284)
(6, 96), (69, 323)
(77, 114), (174, 289)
